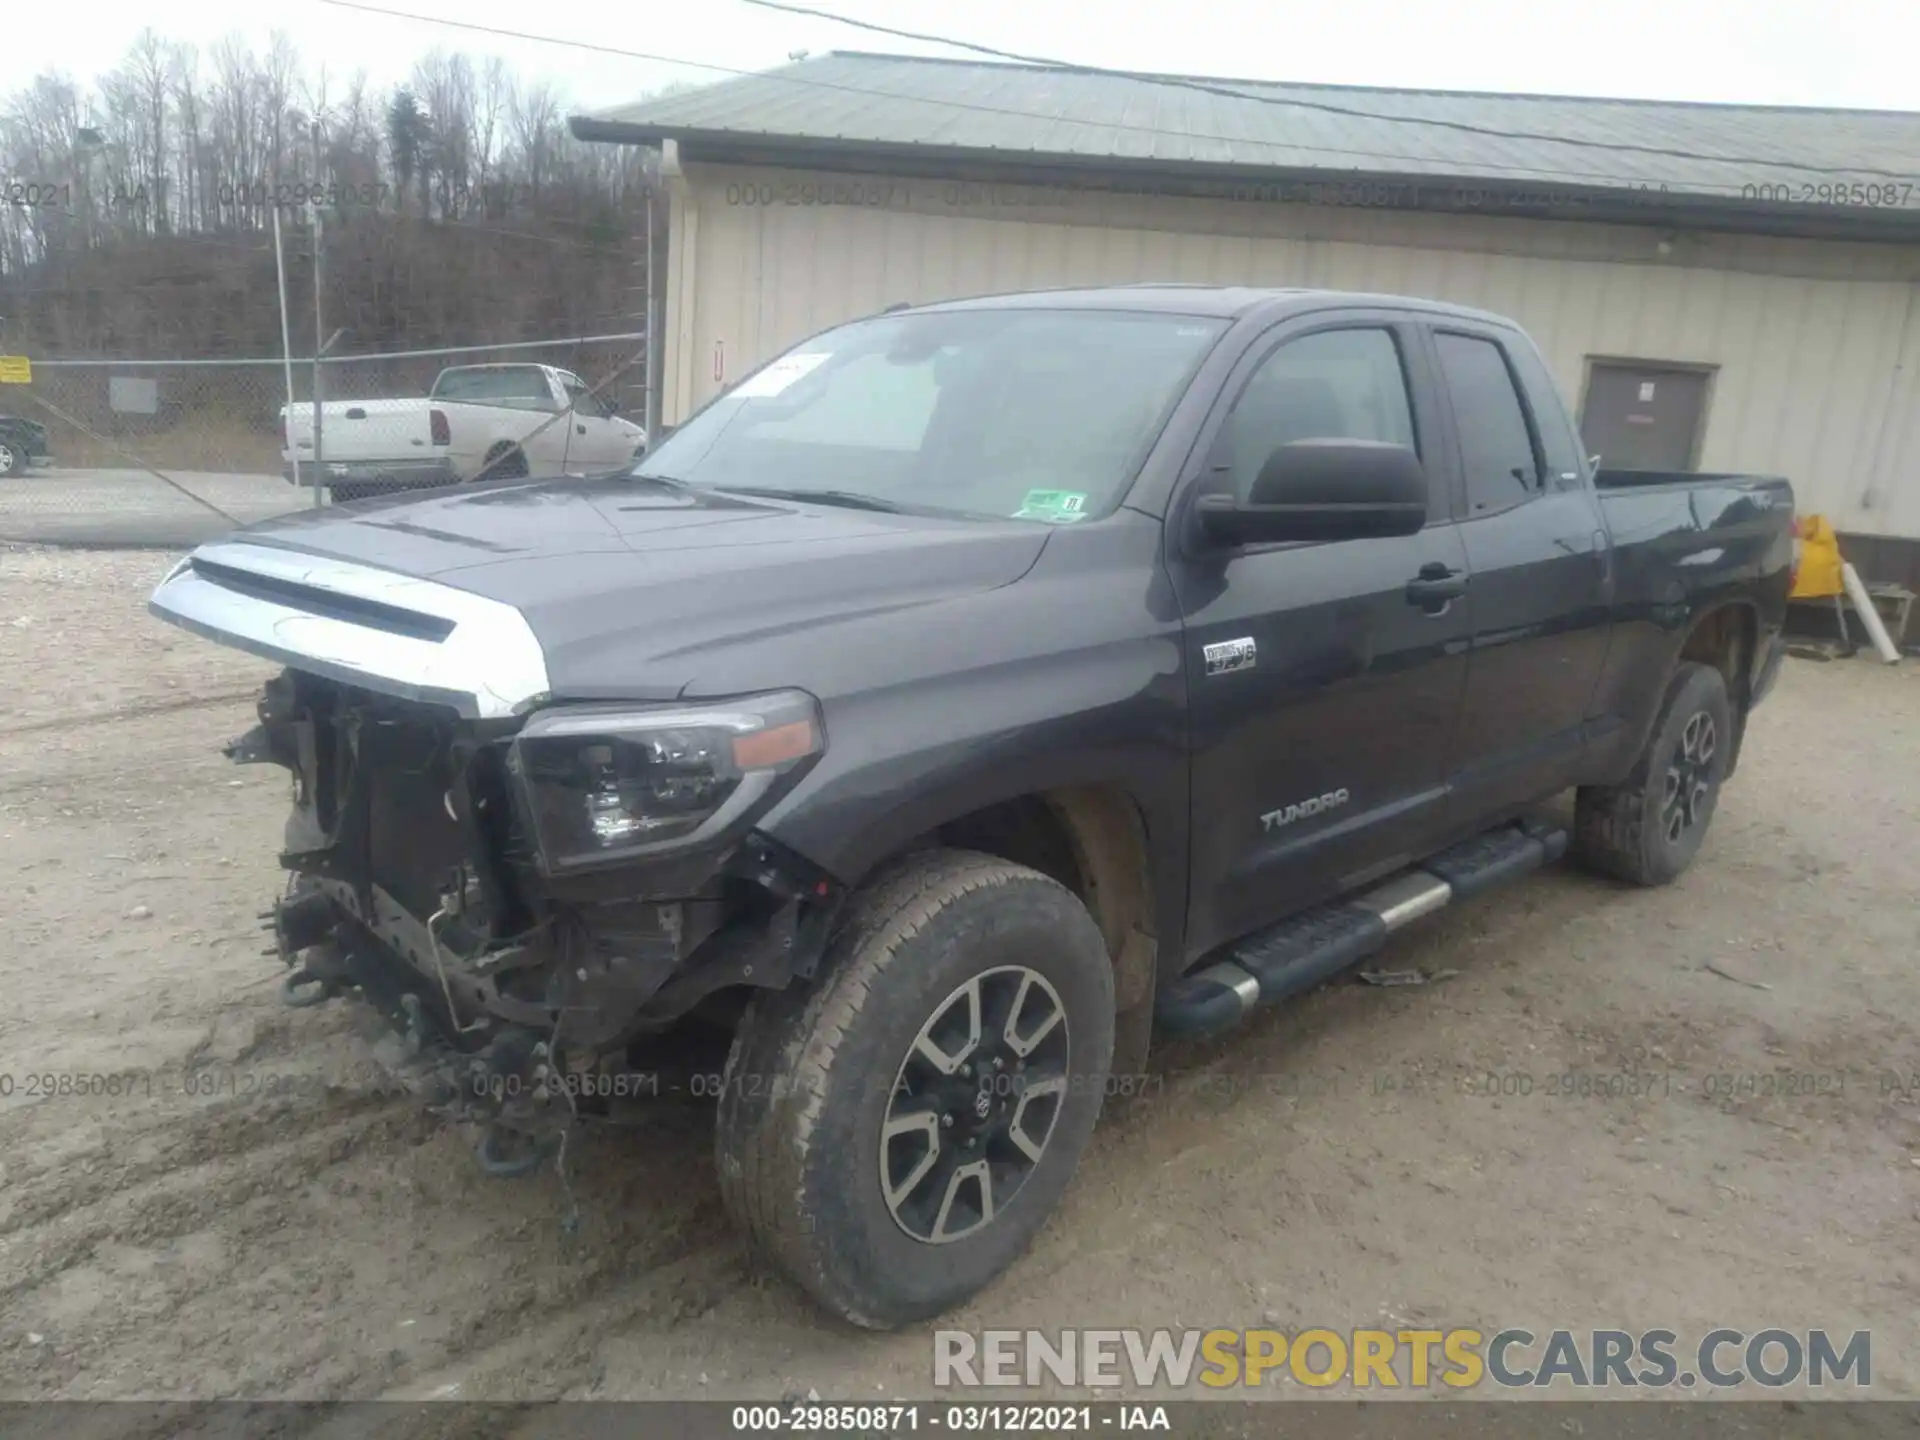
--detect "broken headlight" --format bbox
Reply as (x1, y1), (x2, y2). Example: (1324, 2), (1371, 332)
(506, 690), (823, 874)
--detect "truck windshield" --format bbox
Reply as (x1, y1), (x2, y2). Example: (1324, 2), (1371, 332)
(636, 309), (1228, 522)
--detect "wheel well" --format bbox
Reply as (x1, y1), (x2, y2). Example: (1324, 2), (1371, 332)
(925, 786), (1158, 1016)
(474, 441), (528, 483)
(1680, 604), (1755, 700)
(1678, 603), (1757, 770)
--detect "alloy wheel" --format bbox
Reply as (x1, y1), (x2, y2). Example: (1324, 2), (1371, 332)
(1662, 710), (1718, 843)
(880, 966), (1071, 1244)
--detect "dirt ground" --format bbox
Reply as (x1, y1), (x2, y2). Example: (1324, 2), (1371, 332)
(3, 544), (1918, 1410)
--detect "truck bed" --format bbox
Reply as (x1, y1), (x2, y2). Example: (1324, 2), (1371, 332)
(284, 398), (438, 461)
(1596, 469), (1792, 545)
(281, 398), (455, 493)
(1589, 467), (1795, 769)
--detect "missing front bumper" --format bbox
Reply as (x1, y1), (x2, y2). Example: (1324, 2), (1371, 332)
(264, 885), (561, 1131)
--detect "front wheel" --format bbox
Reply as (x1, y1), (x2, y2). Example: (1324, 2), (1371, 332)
(715, 850), (1115, 1328)
(0, 441), (19, 477)
(1572, 661), (1733, 886)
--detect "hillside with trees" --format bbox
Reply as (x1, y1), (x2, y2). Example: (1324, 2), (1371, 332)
(0, 31), (676, 360)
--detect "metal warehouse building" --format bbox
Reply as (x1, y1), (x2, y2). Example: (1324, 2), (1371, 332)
(574, 53), (1920, 582)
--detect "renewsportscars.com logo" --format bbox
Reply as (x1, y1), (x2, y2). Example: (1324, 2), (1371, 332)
(933, 1327), (1872, 1391)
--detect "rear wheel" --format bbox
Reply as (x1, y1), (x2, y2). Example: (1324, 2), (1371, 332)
(1572, 661), (1733, 886)
(477, 444), (528, 482)
(715, 850), (1115, 1328)
(0, 441), (19, 477)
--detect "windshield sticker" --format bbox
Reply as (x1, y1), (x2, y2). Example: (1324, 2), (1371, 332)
(1014, 489), (1091, 523)
(730, 351), (831, 399)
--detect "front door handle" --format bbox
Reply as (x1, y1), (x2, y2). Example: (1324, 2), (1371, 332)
(577, 423), (588, 434)
(1405, 564), (1468, 610)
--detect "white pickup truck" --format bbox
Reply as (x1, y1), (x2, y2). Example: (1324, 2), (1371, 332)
(281, 363), (647, 500)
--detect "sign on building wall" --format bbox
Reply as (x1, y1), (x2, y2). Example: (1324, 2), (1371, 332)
(109, 376), (160, 414)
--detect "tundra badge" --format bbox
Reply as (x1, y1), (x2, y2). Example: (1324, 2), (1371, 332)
(1261, 788), (1351, 832)
(1204, 637), (1257, 676)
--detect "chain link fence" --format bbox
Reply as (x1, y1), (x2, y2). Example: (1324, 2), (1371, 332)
(1, 127), (666, 545)
(1, 332), (650, 546)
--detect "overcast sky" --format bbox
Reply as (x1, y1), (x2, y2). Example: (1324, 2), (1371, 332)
(1, 0), (1911, 114)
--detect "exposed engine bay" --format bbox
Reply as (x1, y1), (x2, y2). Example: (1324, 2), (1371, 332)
(237, 667), (839, 1174)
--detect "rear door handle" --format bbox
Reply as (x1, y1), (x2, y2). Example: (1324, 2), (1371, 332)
(1405, 564), (1468, 610)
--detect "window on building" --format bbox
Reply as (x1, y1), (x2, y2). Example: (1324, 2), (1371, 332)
(1579, 360), (1714, 474)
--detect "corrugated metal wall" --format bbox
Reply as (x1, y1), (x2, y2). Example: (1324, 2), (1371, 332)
(663, 161), (1920, 540)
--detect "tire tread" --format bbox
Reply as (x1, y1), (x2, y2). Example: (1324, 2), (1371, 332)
(716, 850), (1078, 1328)
(1572, 661), (1729, 887)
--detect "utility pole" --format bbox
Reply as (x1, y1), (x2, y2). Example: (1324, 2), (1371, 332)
(309, 203), (325, 508)
(272, 207), (296, 449)
(644, 184), (660, 442)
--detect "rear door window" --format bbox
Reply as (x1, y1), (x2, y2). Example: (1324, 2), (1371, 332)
(1433, 332), (1543, 515)
(1504, 342), (1586, 489)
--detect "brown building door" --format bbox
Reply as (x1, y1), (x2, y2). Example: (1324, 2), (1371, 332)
(1579, 361), (1712, 471)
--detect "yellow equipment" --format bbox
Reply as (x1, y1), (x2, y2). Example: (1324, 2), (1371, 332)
(1789, 514), (1844, 600)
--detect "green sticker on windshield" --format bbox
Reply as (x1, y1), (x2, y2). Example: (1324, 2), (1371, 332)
(1013, 489), (1091, 523)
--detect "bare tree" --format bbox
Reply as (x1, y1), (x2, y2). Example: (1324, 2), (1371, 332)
(0, 31), (672, 355)
(173, 44), (205, 232)
(474, 56), (508, 191)
(415, 51), (478, 219)
(507, 78), (562, 200)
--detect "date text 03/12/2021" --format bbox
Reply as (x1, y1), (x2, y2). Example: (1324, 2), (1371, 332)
(727, 1405), (1170, 1432)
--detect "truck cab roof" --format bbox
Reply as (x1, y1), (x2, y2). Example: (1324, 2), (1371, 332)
(913, 284), (1523, 331)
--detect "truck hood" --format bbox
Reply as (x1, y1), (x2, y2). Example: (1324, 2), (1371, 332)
(150, 475), (1050, 714)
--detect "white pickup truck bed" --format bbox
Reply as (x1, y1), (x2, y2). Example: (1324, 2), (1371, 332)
(282, 363), (645, 498)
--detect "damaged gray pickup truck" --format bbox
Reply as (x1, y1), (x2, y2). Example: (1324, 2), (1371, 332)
(151, 286), (1793, 1328)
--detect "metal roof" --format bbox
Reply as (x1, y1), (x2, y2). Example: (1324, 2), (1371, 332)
(573, 52), (1920, 234)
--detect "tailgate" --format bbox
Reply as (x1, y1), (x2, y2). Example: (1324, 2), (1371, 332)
(284, 399), (437, 463)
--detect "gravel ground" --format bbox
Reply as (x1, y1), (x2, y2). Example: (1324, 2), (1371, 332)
(2, 545), (1918, 1419)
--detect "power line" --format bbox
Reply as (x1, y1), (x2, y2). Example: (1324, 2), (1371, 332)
(738, 0), (1914, 184)
(317, 0), (1914, 193)
(319, 0), (751, 73)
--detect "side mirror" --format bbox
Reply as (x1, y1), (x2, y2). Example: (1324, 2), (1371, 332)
(1196, 439), (1428, 546)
